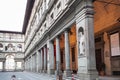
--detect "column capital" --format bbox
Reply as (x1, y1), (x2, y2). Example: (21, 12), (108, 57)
(64, 28), (70, 32)
(56, 35), (60, 39)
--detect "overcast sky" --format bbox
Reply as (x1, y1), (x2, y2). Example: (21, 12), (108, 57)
(0, 0), (27, 32)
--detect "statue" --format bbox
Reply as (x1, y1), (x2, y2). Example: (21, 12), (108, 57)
(78, 27), (85, 56)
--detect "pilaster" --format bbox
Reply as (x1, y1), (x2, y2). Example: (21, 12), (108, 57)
(76, 0), (98, 80)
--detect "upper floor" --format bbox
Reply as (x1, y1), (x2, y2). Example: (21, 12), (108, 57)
(0, 32), (24, 53)
(24, 0), (72, 55)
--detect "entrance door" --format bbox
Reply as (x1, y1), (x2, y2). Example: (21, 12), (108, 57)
(95, 49), (103, 74)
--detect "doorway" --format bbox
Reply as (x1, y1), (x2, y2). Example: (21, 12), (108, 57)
(95, 48), (105, 75)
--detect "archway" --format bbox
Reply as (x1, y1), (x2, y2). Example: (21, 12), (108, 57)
(5, 55), (15, 71)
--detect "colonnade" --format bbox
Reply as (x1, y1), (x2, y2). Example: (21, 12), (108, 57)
(25, 30), (72, 77)
(25, 0), (98, 79)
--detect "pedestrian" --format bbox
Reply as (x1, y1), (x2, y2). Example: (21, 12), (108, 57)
(11, 75), (17, 80)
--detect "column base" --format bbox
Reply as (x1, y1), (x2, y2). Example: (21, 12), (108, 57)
(55, 70), (62, 76)
(40, 70), (43, 73)
(63, 69), (72, 77)
(49, 69), (55, 75)
(43, 70), (47, 73)
(77, 70), (98, 80)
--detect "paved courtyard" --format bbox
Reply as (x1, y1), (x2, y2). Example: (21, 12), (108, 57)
(0, 72), (120, 80)
(0, 72), (55, 80)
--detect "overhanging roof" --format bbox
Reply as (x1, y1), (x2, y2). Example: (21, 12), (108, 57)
(22, 0), (35, 34)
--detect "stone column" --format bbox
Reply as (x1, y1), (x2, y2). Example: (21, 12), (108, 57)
(32, 55), (34, 72)
(28, 58), (30, 71)
(76, 0), (98, 80)
(49, 40), (55, 74)
(64, 30), (71, 77)
(14, 61), (17, 71)
(35, 53), (38, 72)
(25, 60), (27, 71)
(34, 52), (38, 72)
(37, 50), (40, 73)
(44, 46), (47, 73)
(55, 36), (62, 75)
(30, 56), (33, 72)
(2, 61), (5, 72)
(40, 49), (44, 72)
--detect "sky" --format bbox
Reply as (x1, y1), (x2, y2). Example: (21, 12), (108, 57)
(0, 0), (27, 32)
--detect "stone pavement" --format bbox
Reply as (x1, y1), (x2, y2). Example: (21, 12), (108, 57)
(0, 72), (120, 80)
(0, 72), (56, 80)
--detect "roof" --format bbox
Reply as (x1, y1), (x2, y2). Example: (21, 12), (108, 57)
(22, 0), (35, 34)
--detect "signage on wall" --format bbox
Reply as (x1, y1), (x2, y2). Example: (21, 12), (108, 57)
(110, 33), (120, 56)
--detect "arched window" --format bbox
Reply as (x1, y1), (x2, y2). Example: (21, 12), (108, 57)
(8, 44), (13, 51)
(0, 43), (3, 51)
(17, 44), (22, 52)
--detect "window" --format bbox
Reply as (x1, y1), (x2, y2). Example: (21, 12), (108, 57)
(57, 2), (61, 9)
(56, 1), (62, 15)
(5, 46), (8, 51)
(44, 23), (47, 30)
(0, 43), (3, 51)
(8, 44), (13, 51)
(16, 62), (22, 69)
(17, 44), (22, 52)
(110, 33), (120, 56)
(50, 13), (54, 19)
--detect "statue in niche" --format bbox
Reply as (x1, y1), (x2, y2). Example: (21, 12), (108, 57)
(78, 27), (85, 56)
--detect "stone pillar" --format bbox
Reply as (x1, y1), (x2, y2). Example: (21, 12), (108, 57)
(14, 61), (17, 71)
(2, 61), (5, 71)
(49, 40), (55, 74)
(25, 60), (27, 71)
(28, 58), (30, 71)
(32, 55), (34, 72)
(30, 56), (33, 72)
(40, 49), (44, 72)
(44, 46), (47, 73)
(76, 0), (98, 80)
(64, 30), (71, 77)
(35, 53), (37, 72)
(55, 36), (62, 75)
(37, 50), (40, 73)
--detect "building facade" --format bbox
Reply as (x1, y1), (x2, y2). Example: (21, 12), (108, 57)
(0, 32), (24, 71)
(24, 0), (120, 79)
(24, 0), (98, 80)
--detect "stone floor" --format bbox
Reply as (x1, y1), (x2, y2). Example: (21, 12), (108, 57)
(0, 72), (55, 80)
(0, 72), (120, 80)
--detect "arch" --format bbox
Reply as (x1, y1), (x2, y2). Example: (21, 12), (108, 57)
(8, 43), (13, 48)
(7, 43), (14, 51)
(5, 55), (15, 71)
